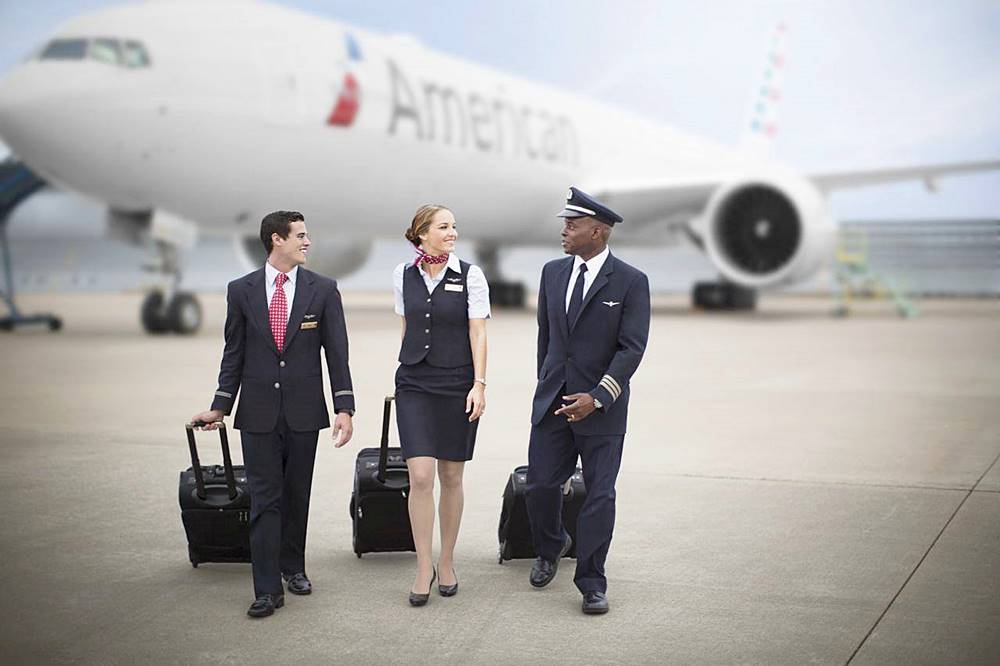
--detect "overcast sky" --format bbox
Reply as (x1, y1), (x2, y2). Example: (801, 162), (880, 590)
(1, 0), (999, 220)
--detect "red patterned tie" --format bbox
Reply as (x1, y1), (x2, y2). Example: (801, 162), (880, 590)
(270, 272), (288, 352)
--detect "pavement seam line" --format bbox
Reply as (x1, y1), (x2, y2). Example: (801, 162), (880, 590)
(659, 472), (977, 493)
(844, 446), (1000, 665)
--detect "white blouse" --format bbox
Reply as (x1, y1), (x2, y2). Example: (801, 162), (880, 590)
(393, 253), (491, 319)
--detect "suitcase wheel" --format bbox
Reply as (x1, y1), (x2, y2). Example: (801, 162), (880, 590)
(192, 562), (199, 568)
(189, 546), (200, 568)
(497, 542), (504, 565)
(356, 553), (362, 559)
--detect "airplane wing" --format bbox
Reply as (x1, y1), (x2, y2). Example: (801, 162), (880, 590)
(591, 179), (719, 231)
(808, 159), (1000, 192)
(588, 158), (1000, 237)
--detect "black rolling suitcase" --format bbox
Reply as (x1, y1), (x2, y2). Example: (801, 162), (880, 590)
(350, 395), (415, 557)
(179, 422), (251, 567)
(497, 465), (586, 563)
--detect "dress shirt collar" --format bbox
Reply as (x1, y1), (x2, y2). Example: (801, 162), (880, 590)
(265, 260), (298, 286)
(572, 245), (610, 276)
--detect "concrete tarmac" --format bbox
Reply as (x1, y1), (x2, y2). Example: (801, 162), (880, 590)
(1, 292), (998, 665)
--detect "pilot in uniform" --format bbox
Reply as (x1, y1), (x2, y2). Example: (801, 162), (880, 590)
(192, 210), (355, 618)
(525, 188), (651, 615)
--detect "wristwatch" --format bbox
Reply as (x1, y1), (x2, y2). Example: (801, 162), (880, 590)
(593, 397), (603, 409)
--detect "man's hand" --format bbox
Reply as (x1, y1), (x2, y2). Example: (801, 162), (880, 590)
(554, 393), (596, 423)
(465, 383), (486, 422)
(332, 412), (354, 448)
(191, 409), (225, 430)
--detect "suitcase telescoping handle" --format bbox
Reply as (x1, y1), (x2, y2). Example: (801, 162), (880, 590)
(377, 394), (395, 484)
(186, 421), (238, 501)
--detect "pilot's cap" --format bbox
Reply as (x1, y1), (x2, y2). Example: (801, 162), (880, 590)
(556, 187), (623, 226)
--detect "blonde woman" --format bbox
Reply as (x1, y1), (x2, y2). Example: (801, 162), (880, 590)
(392, 204), (489, 606)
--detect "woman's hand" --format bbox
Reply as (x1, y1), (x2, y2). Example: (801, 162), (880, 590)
(466, 382), (486, 422)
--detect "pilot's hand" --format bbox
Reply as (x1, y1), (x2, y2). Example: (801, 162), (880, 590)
(191, 409), (225, 430)
(554, 393), (596, 423)
(332, 412), (353, 448)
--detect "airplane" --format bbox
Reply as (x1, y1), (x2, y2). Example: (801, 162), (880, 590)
(0, 0), (996, 334)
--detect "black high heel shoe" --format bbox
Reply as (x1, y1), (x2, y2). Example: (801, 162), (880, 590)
(408, 568), (436, 607)
(438, 567), (458, 597)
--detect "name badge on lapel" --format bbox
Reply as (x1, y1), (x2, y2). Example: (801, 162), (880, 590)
(444, 283), (463, 292)
(300, 321), (318, 330)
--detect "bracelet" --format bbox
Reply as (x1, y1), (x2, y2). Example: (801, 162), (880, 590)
(475, 378), (487, 387)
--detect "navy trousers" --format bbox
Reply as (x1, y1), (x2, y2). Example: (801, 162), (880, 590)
(525, 396), (625, 594)
(241, 412), (319, 597)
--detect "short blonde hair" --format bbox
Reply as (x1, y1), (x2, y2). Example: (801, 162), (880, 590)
(405, 204), (451, 247)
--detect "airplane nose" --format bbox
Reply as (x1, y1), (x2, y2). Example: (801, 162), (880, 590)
(0, 66), (66, 157)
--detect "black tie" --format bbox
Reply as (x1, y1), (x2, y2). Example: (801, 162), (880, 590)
(567, 263), (588, 329)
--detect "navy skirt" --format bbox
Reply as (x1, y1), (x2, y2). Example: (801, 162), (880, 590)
(394, 361), (479, 462)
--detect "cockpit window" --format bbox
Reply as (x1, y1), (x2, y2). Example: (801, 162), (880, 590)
(35, 37), (152, 68)
(122, 40), (151, 68)
(39, 38), (89, 60)
(89, 38), (122, 65)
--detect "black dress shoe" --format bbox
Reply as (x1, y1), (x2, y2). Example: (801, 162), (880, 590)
(582, 591), (609, 615)
(247, 593), (284, 618)
(408, 568), (436, 607)
(283, 572), (312, 595)
(529, 534), (572, 588)
(438, 567), (458, 597)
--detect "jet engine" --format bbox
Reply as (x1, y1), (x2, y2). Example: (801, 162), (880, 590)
(693, 174), (835, 307)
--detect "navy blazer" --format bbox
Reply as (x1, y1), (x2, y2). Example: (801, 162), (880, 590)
(532, 252), (650, 435)
(209, 267), (355, 433)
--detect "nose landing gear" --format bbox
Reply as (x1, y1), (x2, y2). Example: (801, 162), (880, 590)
(140, 240), (202, 334)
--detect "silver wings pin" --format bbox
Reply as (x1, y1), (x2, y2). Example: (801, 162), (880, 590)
(303, 314), (317, 319)
(446, 277), (461, 282)
(602, 301), (621, 308)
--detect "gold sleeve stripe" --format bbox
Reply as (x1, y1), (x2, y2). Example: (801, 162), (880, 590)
(599, 376), (621, 401)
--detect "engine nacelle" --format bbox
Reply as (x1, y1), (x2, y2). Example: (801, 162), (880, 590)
(235, 235), (373, 278)
(699, 174), (835, 289)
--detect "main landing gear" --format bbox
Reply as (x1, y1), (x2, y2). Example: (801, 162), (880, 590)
(478, 244), (526, 308)
(141, 240), (202, 334)
(692, 281), (757, 311)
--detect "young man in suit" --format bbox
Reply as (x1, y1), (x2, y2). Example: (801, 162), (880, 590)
(525, 188), (651, 615)
(192, 210), (355, 618)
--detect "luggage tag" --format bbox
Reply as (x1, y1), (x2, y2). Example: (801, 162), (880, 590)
(444, 284), (463, 292)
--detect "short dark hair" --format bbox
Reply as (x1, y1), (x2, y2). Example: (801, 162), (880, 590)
(260, 211), (304, 255)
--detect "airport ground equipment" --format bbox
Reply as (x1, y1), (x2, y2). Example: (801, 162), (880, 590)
(179, 422), (251, 567)
(497, 465), (585, 563)
(0, 159), (61, 331)
(349, 395), (415, 557)
(832, 228), (918, 318)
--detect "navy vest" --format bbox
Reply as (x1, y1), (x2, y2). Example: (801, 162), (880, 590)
(399, 261), (473, 368)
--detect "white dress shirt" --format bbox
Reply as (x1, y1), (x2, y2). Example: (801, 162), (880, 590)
(564, 245), (610, 312)
(393, 253), (491, 319)
(265, 261), (298, 326)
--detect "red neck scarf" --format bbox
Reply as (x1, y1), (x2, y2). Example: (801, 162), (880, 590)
(413, 247), (449, 268)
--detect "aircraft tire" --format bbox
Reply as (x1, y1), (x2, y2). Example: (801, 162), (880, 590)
(141, 291), (171, 334)
(167, 292), (202, 335)
(490, 281), (526, 308)
(692, 282), (756, 311)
